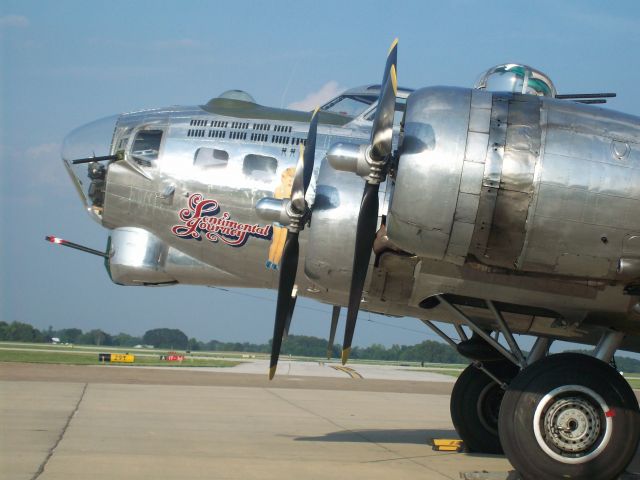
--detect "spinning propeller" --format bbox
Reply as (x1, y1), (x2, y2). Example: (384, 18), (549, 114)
(256, 108), (319, 379)
(327, 39), (398, 364)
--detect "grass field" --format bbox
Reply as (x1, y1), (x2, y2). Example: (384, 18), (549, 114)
(0, 341), (250, 356)
(412, 368), (463, 377)
(0, 342), (468, 366)
(624, 376), (640, 389)
(0, 348), (240, 368)
(2, 342), (638, 389)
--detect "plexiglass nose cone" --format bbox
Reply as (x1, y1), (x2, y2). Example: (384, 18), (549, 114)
(62, 115), (119, 223)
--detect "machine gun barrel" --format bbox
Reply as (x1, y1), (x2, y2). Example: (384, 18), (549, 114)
(45, 235), (108, 258)
(556, 92), (616, 99)
(71, 154), (120, 165)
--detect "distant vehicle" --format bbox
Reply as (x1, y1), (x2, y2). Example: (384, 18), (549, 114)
(49, 40), (640, 479)
(160, 352), (184, 362)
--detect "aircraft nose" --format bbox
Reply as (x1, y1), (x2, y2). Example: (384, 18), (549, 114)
(62, 115), (119, 222)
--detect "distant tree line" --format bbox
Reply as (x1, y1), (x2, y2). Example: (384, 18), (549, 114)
(3, 320), (640, 370)
(0, 322), (189, 350)
(0, 320), (467, 362)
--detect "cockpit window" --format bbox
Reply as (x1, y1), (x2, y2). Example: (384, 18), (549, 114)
(130, 129), (163, 165)
(320, 94), (377, 117)
(365, 98), (407, 123)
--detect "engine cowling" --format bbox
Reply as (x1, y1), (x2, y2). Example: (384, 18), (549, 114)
(388, 86), (487, 265)
(303, 157), (365, 293)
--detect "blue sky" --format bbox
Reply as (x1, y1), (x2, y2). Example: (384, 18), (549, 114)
(1, 1), (639, 347)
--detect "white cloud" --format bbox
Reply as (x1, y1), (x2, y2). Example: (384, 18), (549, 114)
(24, 142), (65, 188)
(0, 142), (66, 207)
(287, 81), (345, 111)
(0, 14), (30, 28)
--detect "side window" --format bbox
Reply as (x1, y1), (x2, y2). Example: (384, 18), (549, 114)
(116, 136), (129, 151)
(130, 129), (163, 166)
(194, 148), (229, 169)
(243, 154), (277, 181)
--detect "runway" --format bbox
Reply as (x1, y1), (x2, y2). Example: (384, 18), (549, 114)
(1, 361), (639, 480)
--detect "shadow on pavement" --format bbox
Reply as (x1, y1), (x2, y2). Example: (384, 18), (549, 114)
(295, 428), (458, 445)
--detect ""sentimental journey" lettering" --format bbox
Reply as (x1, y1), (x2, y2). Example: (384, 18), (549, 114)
(171, 194), (272, 247)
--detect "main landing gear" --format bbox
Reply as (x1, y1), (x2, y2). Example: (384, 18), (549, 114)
(499, 353), (639, 480)
(420, 295), (640, 479)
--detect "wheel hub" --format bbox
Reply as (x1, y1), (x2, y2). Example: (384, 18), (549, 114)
(533, 385), (612, 464)
(544, 396), (601, 453)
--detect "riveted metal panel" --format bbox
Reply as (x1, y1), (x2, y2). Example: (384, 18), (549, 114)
(468, 93), (543, 268)
(483, 96), (509, 188)
(517, 97), (640, 278)
(541, 150), (640, 200)
(454, 192), (480, 223)
(487, 189), (533, 267)
(521, 215), (624, 275)
(485, 95), (542, 267)
(535, 183), (589, 222)
(502, 96), (540, 193)
(469, 186), (498, 256)
(471, 88), (493, 111)
(464, 132), (490, 163)
(443, 91), (493, 264)
(459, 161), (485, 195)
(446, 222), (475, 259)
(545, 101), (640, 146)
(469, 95), (509, 259)
(469, 108), (492, 134)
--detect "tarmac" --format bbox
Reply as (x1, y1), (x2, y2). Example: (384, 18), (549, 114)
(1, 361), (640, 480)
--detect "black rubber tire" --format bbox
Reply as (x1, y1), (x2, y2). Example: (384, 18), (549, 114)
(450, 361), (519, 454)
(498, 353), (640, 480)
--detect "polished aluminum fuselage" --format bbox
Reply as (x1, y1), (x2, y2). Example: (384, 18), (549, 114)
(66, 88), (640, 351)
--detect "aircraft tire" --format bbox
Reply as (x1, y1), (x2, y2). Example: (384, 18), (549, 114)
(450, 361), (518, 454)
(498, 352), (640, 480)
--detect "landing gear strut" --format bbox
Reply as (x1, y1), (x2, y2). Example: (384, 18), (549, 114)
(499, 353), (640, 480)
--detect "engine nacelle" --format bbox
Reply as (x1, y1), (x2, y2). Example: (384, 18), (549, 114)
(387, 86), (640, 279)
(303, 157), (365, 293)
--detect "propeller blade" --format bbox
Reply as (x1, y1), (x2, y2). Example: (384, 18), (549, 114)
(269, 232), (299, 380)
(291, 108), (319, 213)
(342, 183), (380, 364)
(302, 107), (319, 193)
(370, 39), (398, 163)
(290, 146), (306, 213)
(327, 306), (341, 359)
(264, 107), (320, 379)
(341, 40), (398, 364)
(283, 287), (298, 339)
